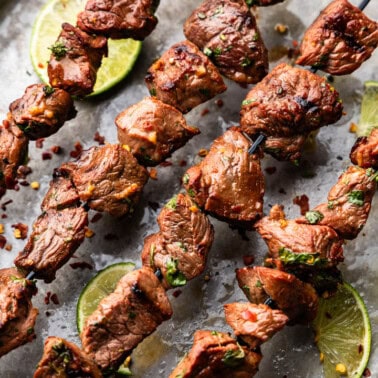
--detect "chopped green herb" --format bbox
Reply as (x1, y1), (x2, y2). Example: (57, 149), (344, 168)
(242, 98), (256, 106)
(222, 345), (245, 367)
(241, 57), (252, 67)
(182, 173), (190, 185)
(43, 85), (55, 96)
(166, 258), (187, 287)
(187, 188), (196, 197)
(49, 41), (68, 60)
(219, 33), (227, 41)
(176, 242), (187, 252)
(27, 327), (34, 335)
(255, 280), (262, 288)
(165, 195), (178, 210)
(347, 190), (364, 206)
(327, 200), (335, 209)
(305, 210), (324, 224)
(149, 88), (157, 96)
(245, 0), (255, 6)
(213, 46), (222, 56)
(252, 33), (259, 41)
(242, 285), (250, 294)
(211, 330), (219, 336)
(279, 247), (328, 267)
(203, 47), (212, 56)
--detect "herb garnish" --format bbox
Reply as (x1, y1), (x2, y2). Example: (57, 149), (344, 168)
(279, 247), (328, 267)
(166, 258), (187, 287)
(347, 190), (364, 206)
(305, 210), (324, 224)
(222, 345), (245, 367)
(49, 41), (68, 60)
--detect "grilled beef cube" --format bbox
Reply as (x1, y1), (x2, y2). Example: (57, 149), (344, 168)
(233, 0), (285, 6)
(296, 0), (378, 75)
(81, 267), (172, 371)
(14, 207), (88, 283)
(0, 268), (38, 357)
(41, 175), (80, 211)
(145, 40), (226, 113)
(350, 128), (378, 169)
(116, 97), (200, 166)
(48, 23), (108, 97)
(224, 303), (288, 348)
(61, 144), (149, 217)
(183, 128), (264, 228)
(236, 266), (319, 324)
(34, 337), (102, 378)
(77, 0), (159, 40)
(0, 120), (29, 197)
(141, 193), (214, 289)
(169, 330), (262, 378)
(297, 166), (376, 240)
(9, 84), (76, 140)
(240, 63), (343, 138)
(255, 204), (344, 266)
(264, 134), (308, 163)
(184, 0), (268, 84)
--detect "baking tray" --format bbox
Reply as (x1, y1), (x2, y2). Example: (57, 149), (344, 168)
(0, 0), (377, 376)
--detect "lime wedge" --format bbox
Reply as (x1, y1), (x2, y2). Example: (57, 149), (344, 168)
(313, 282), (371, 378)
(76, 262), (135, 333)
(357, 81), (378, 137)
(30, 0), (142, 96)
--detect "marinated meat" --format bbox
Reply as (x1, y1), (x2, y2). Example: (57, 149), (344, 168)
(184, 0), (268, 84)
(0, 120), (29, 198)
(0, 268), (38, 357)
(183, 128), (264, 228)
(264, 134), (308, 163)
(61, 144), (149, 217)
(169, 330), (262, 378)
(233, 0), (285, 6)
(116, 97), (200, 166)
(9, 84), (76, 140)
(240, 63), (343, 138)
(41, 174), (80, 211)
(236, 266), (319, 323)
(141, 193), (214, 289)
(350, 128), (378, 169)
(297, 166), (377, 239)
(145, 40), (226, 113)
(81, 267), (172, 371)
(224, 303), (288, 348)
(48, 23), (108, 97)
(255, 205), (344, 266)
(77, 0), (159, 40)
(34, 337), (102, 378)
(296, 0), (378, 75)
(14, 207), (88, 283)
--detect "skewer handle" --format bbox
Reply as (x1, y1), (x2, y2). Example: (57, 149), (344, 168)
(358, 0), (370, 11)
(26, 271), (36, 280)
(248, 134), (266, 155)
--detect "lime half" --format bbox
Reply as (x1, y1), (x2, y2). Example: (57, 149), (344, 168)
(30, 0), (142, 96)
(313, 282), (371, 378)
(357, 81), (378, 137)
(76, 262), (135, 333)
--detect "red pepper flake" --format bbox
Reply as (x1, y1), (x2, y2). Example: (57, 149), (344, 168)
(149, 168), (158, 180)
(1, 199), (13, 211)
(42, 152), (52, 160)
(1, 214), (7, 219)
(50, 293), (59, 305)
(104, 233), (119, 241)
(70, 142), (83, 158)
(243, 255), (255, 266)
(265, 166), (277, 175)
(38, 62), (44, 69)
(0, 235), (6, 249)
(50, 145), (62, 154)
(90, 213), (103, 223)
(35, 138), (45, 149)
(159, 161), (173, 167)
(94, 131), (105, 145)
(172, 289), (182, 298)
(4, 243), (12, 251)
(293, 194), (309, 215)
(363, 368), (371, 377)
(201, 108), (210, 116)
(11, 223), (28, 239)
(70, 261), (93, 270)
(179, 160), (187, 167)
(44, 292), (51, 305)
(215, 99), (224, 108)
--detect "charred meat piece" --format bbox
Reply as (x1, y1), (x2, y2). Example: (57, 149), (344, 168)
(350, 128), (378, 169)
(236, 266), (319, 323)
(232, 0), (285, 6)
(34, 337), (102, 378)
(0, 120), (29, 198)
(224, 303), (288, 348)
(141, 193), (214, 289)
(264, 133), (308, 163)
(169, 330), (262, 378)
(297, 166), (376, 240)
(9, 84), (76, 140)
(14, 207), (88, 283)
(77, 0), (159, 40)
(183, 128), (264, 228)
(116, 97), (200, 166)
(240, 63), (343, 138)
(184, 0), (268, 84)
(145, 40), (226, 113)
(0, 268), (38, 357)
(61, 144), (149, 217)
(81, 267), (172, 371)
(255, 205), (344, 266)
(41, 175), (80, 211)
(48, 23), (108, 97)
(296, 0), (378, 75)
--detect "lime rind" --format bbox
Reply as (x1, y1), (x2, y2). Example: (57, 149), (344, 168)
(313, 282), (371, 378)
(357, 80), (378, 137)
